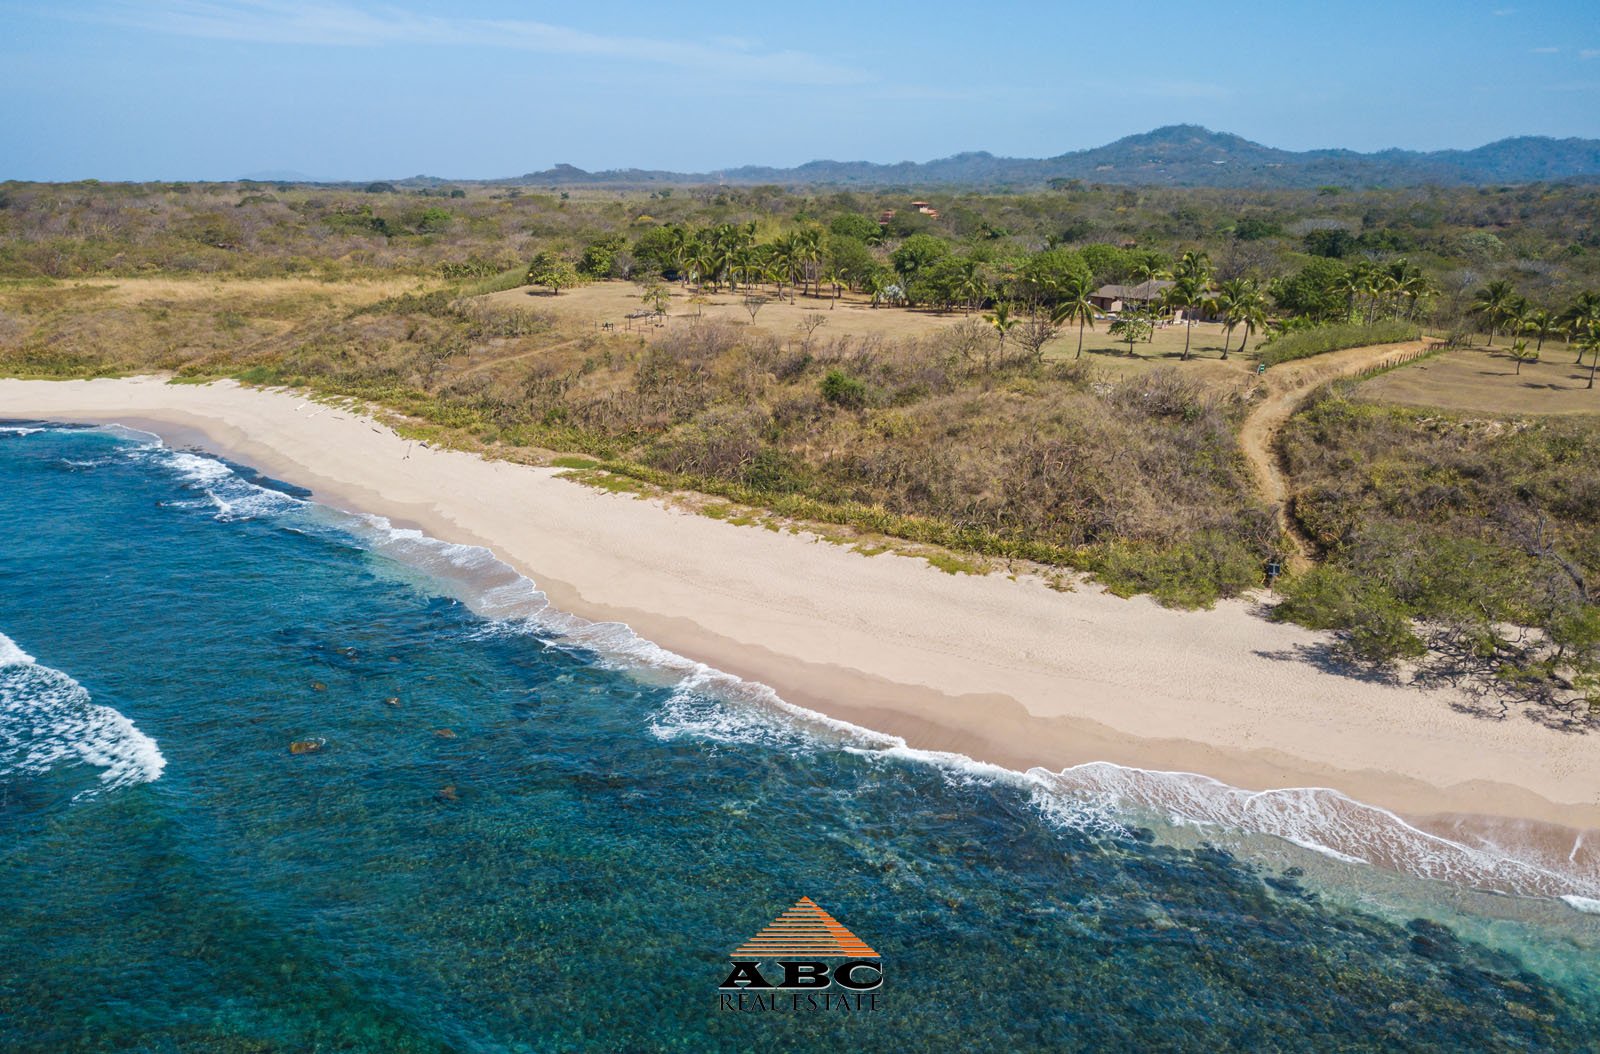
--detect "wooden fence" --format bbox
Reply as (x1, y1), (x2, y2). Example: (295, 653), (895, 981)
(1349, 340), (1446, 382)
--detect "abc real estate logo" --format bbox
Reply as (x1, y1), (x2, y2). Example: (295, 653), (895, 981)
(718, 897), (883, 1013)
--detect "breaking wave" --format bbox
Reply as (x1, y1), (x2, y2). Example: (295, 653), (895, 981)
(40, 424), (1600, 904)
(0, 630), (166, 799)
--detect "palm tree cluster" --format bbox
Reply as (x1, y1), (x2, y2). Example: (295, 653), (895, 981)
(1341, 259), (1430, 323)
(1269, 257), (1433, 325)
(1469, 282), (1600, 386)
(655, 223), (833, 301)
(1471, 284), (1600, 350)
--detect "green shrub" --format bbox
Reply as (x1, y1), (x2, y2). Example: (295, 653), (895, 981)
(456, 266), (529, 297)
(1272, 565), (1425, 665)
(1257, 321), (1420, 366)
(820, 369), (870, 408)
(1089, 532), (1264, 609)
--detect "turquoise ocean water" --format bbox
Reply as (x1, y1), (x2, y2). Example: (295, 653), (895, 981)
(2, 421), (1599, 1052)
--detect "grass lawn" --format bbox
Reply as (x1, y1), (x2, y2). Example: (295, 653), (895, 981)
(1356, 343), (1600, 416)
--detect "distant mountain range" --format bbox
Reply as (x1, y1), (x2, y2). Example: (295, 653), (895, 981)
(477, 125), (1600, 190)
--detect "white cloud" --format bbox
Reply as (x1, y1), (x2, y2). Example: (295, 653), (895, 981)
(1529, 46), (1560, 54)
(73, 1), (866, 85)
(1493, 7), (1516, 14)
(1582, 48), (1600, 59)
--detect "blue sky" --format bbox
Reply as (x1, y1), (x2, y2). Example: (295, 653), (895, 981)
(2, 0), (1597, 180)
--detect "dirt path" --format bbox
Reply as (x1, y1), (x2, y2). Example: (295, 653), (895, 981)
(1238, 338), (1438, 569)
(459, 336), (587, 377)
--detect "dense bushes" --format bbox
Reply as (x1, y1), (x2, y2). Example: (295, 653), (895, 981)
(1256, 321), (1421, 366)
(820, 369), (870, 408)
(1277, 394), (1600, 717)
(0, 273), (1277, 607)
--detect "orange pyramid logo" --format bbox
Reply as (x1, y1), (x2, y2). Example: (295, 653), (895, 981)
(731, 897), (878, 959)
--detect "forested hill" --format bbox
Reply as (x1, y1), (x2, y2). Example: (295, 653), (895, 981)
(491, 126), (1600, 189)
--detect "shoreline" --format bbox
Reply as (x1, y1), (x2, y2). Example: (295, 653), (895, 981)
(3, 376), (1598, 888)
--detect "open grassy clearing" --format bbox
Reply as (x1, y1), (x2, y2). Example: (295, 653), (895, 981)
(479, 278), (1262, 384)
(1356, 342), (1600, 416)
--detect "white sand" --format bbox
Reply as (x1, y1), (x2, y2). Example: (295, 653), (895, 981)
(3, 376), (1597, 844)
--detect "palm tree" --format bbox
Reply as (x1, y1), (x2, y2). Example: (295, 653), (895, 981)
(1523, 308), (1563, 353)
(1128, 260), (1169, 340)
(984, 301), (1018, 364)
(1586, 330), (1600, 390)
(688, 243), (716, 291)
(823, 266), (846, 308)
(1212, 277), (1257, 360)
(1562, 292), (1600, 363)
(1334, 265), (1367, 323)
(1358, 262), (1387, 324)
(1390, 260), (1429, 321)
(866, 271), (893, 309)
(1163, 275), (1209, 360)
(1174, 250), (1212, 283)
(1471, 280), (1517, 346)
(1508, 339), (1538, 375)
(663, 225), (692, 286)
(1503, 296), (1531, 349)
(952, 258), (989, 314)
(796, 227), (825, 298)
(1050, 274), (1097, 359)
(1224, 279), (1269, 357)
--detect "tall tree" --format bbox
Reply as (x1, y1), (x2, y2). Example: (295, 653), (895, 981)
(1164, 274), (1209, 361)
(952, 257), (990, 314)
(1225, 280), (1269, 357)
(1128, 260), (1169, 341)
(1212, 277), (1260, 360)
(1049, 274), (1097, 359)
(1471, 280), (1517, 346)
(1523, 308), (1562, 353)
(1563, 292), (1600, 363)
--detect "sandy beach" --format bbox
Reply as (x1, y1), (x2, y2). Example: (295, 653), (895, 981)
(4, 375), (1598, 888)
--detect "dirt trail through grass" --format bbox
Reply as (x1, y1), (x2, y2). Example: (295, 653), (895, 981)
(458, 336), (587, 377)
(1239, 338), (1437, 569)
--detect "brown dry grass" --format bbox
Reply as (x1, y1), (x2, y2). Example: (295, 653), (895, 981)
(479, 279), (1261, 386)
(482, 280), (971, 342)
(1357, 344), (1600, 417)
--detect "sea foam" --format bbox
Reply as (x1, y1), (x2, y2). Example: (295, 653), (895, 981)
(0, 630), (166, 799)
(75, 431), (1600, 904)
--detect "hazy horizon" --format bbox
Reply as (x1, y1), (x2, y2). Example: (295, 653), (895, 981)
(2, 0), (1598, 181)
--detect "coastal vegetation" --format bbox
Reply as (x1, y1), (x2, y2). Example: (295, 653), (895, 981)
(1278, 393), (1600, 722)
(1256, 321), (1421, 366)
(3, 177), (1600, 714)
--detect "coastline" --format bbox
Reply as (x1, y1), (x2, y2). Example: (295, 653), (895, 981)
(4, 376), (1598, 884)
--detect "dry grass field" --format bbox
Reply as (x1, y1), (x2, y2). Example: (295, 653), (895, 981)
(479, 279), (1262, 381)
(1356, 343), (1600, 416)
(482, 280), (975, 341)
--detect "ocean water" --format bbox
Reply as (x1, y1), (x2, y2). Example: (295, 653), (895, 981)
(2, 420), (1599, 1053)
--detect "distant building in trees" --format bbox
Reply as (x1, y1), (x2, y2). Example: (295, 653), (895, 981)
(1090, 280), (1173, 313)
